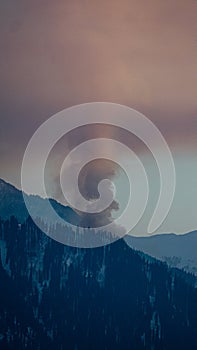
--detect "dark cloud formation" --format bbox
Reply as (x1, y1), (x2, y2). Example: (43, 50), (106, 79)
(44, 130), (123, 228)
(78, 159), (119, 227)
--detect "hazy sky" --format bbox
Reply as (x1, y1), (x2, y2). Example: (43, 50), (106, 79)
(0, 0), (197, 235)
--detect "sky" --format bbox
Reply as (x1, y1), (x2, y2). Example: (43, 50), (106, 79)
(0, 0), (197, 235)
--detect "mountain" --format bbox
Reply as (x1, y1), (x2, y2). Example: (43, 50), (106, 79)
(1, 178), (197, 271)
(0, 215), (197, 350)
(125, 232), (197, 275)
(1, 179), (197, 349)
(0, 178), (80, 225)
(0, 178), (120, 247)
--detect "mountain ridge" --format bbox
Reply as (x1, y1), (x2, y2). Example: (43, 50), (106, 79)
(125, 231), (197, 275)
(0, 178), (80, 226)
(1, 178), (197, 274)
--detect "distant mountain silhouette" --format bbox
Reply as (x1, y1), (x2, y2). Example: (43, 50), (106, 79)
(0, 178), (80, 226)
(125, 231), (197, 275)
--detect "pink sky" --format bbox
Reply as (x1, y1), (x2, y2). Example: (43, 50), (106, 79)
(0, 0), (196, 236)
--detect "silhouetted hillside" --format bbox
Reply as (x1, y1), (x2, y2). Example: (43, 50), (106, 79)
(0, 216), (197, 350)
(0, 178), (80, 225)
